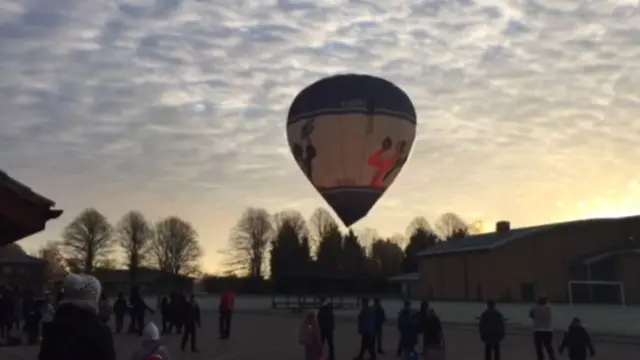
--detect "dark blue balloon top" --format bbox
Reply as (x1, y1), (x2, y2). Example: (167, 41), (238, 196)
(287, 74), (417, 125)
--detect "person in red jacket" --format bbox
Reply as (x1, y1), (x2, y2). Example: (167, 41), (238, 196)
(219, 290), (235, 339)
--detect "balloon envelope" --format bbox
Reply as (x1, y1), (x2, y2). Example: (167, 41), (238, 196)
(286, 74), (417, 227)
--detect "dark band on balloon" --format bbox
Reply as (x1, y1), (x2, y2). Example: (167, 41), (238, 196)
(287, 109), (415, 125)
(287, 74), (417, 125)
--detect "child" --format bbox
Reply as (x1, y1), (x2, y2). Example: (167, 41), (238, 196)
(299, 310), (323, 360)
(559, 318), (595, 360)
(131, 322), (171, 360)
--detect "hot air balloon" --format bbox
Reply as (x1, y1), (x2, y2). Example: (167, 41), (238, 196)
(287, 74), (417, 227)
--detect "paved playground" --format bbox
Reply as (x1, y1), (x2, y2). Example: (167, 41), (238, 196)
(1, 312), (637, 360)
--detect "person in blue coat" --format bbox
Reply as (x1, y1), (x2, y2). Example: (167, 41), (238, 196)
(397, 301), (421, 360)
(353, 298), (376, 360)
(373, 298), (387, 354)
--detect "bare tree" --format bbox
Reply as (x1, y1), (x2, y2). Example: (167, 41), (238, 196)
(224, 208), (273, 278)
(435, 212), (470, 241)
(61, 208), (113, 273)
(405, 216), (433, 237)
(388, 233), (406, 247)
(37, 241), (67, 282)
(117, 211), (153, 282)
(308, 208), (339, 251)
(96, 257), (120, 269)
(357, 227), (381, 253)
(273, 210), (309, 238)
(150, 216), (203, 276)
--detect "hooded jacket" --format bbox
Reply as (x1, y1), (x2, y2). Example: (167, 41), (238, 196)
(357, 306), (375, 335)
(559, 324), (595, 359)
(316, 301), (334, 331)
(38, 302), (116, 360)
(131, 323), (171, 360)
(479, 307), (506, 343)
(397, 308), (421, 348)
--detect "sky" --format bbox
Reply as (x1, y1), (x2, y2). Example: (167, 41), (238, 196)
(1, 0), (640, 273)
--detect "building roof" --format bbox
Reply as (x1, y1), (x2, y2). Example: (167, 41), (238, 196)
(0, 170), (56, 207)
(93, 267), (194, 283)
(575, 244), (640, 266)
(418, 215), (640, 257)
(388, 272), (419, 282)
(0, 244), (45, 264)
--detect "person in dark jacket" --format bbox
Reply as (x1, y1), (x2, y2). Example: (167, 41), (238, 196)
(397, 301), (420, 359)
(479, 300), (506, 360)
(181, 295), (201, 353)
(373, 298), (387, 354)
(130, 288), (154, 336)
(22, 292), (41, 344)
(559, 318), (595, 360)
(0, 291), (7, 340)
(160, 296), (170, 334)
(353, 298), (376, 360)
(112, 292), (128, 334)
(317, 297), (335, 360)
(422, 308), (444, 358)
(218, 289), (235, 339)
(38, 273), (116, 360)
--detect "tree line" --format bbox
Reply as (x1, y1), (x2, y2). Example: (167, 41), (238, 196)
(220, 207), (476, 293)
(36, 208), (203, 284)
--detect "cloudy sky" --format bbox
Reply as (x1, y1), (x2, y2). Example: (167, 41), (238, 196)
(2, 0), (640, 272)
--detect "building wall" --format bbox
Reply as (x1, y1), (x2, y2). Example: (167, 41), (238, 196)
(0, 262), (45, 293)
(417, 217), (640, 303)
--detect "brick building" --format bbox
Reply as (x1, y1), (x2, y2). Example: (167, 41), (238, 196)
(0, 244), (46, 291)
(416, 216), (640, 304)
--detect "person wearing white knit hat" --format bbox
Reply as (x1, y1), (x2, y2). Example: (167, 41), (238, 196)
(38, 273), (116, 360)
(130, 322), (171, 360)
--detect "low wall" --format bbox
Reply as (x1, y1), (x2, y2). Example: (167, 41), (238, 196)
(150, 295), (640, 336)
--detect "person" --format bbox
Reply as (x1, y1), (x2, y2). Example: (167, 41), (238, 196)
(22, 291), (41, 344)
(131, 288), (154, 335)
(40, 294), (55, 342)
(98, 293), (112, 325)
(219, 289), (235, 339)
(479, 300), (505, 360)
(417, 301), (428, 356)
(353, 298), (376, 360)
(0, 291), (9, 340)
(299, 310), (323, 360)
(180, 295), (200, 353)
(0, 290), (16, 342)
(113, 292), (128, 334)
(131, 322), (171, 360)
(530, 296), (556, 360)
(398, 306), (421, 360)
(167, 293), (182, 334)
(558, 318), (595, 360)
(422, 308), (445, 359)
(397, 300), (413, 357)
(160, 296), (170, 334)
(38, 273), (116, 360)
(373, 298), (387, 354)
(317, 296), (335, 360)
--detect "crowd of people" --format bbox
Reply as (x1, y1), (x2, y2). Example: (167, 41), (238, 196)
(2, 276), (598, 360)
(0, 273), (237, 360)
(299, 296), (596, 360)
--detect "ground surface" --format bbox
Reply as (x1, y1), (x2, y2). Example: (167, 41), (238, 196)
(1, 312), (638, 360)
